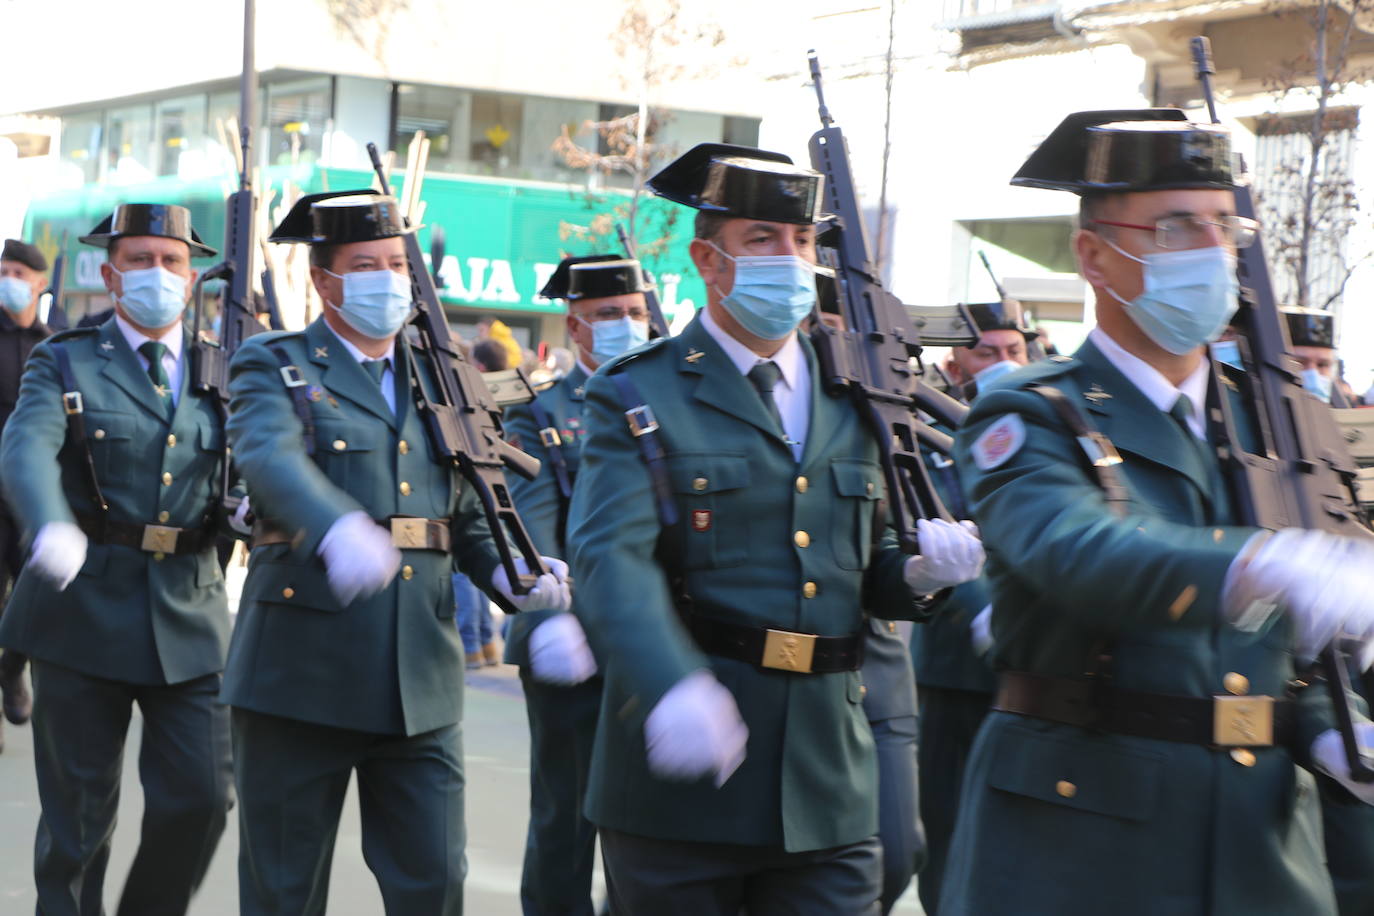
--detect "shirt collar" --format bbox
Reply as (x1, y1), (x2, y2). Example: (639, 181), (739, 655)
(699, 305), (805, 391)
(326, 322), (390, 368)
(114, 312), (183, 360)
(1089, 326), (1210, 429)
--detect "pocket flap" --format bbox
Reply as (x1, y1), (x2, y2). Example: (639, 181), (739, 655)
(198, 421), (225, 452)
(667, 453), (751, 494)
(987, 723), (1162, 822)
(313, 423), (375, 453)
(256, 561), (341, 613)
(84, 409), (135, 443)
(831, 459), (883, 500)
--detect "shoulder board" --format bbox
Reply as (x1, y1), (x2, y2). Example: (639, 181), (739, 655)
(603, 336), (672, 375)
(46, 327), (99, 344)
(250, 329), (304, 346)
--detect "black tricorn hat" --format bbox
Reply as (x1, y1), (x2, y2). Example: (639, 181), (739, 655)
(268, 190), (414, 245)
(648, 143), (825, 225)
(1012, 109), (1235, 194)
(1, 239), (48, 272)
(541, 255), (648, 301)
(1282, 307), (1336, 349)
(79, 203), (217, 258)
(964, 300), (1035, 340)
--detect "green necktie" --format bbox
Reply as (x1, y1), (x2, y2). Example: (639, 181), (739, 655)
(138, 341), (173, 413)
(747, 360), (785, 433)
(1170, 395), (1229, 522)
(362, 359), (388, 385)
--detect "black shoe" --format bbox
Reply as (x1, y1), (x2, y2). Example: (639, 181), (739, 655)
(0, 663), (31, 726)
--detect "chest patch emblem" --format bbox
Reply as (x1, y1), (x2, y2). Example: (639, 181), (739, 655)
(691, 509), (712, 532)
(971, 414), (1026, 471)
(307, 385), (324, 402)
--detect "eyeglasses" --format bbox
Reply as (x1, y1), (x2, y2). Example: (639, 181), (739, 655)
(1093, 214), (1259, 250)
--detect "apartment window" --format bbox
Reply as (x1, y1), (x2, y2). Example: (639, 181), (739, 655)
(264, 78), (331, 166)
(396, 84), (469, 174)
(469, 91), (524, 170)
(105, 103), (155, 184)
(155, 95), (207, 178)
(60, 112), (103, 184)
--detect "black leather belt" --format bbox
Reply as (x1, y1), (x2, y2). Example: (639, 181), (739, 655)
(253, 516), (452, 553)
(683, 610), (864, 674)
(76, 514), (215, 556)
(995, 670), (1295, 748)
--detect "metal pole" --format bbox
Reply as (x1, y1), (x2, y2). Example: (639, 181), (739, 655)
(240, 0), (257, 188)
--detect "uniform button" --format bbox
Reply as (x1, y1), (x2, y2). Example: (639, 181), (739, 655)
(161, 472), (172, 486)
(1213, 528), (1225, 543)
(332, 439), (347, 451)
(1223, 673), (1250, 696)
(802, 581), (818, 598)
(866, 481), (875, 495)
(402, 565), (414, 580)
(1055, 780), (1077, 798)
(860, 685), (868, 698)
(94, 429), (106, 440)
(399, 481), (412, 496)
(795, 476), (809, 493)
(398, 440), (409, 455)
(692, 477), (708, 491)
(794, 530), (810, 548)
(282, 587), (295, 599)
(157, 511), (170, 523)
(152, 551), (165, 561)
(887, 621), (896, 633)
(166, 434), (176, 447)
(1231, 748), (1256, 767)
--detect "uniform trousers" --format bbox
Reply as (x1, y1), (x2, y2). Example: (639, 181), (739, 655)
(871, 713), (924, 913)
(30, 661), (232, 916)
(599, 828), (882, 915)
(519, 671), (602, 916)
(0, 500), (29, 682)
(232, 708), (466, 916)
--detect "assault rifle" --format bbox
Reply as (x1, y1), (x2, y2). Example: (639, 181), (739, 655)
(805, 51), (978, 552)
(614, 223), (671, 338)
(365, 141), (548, 601)
(1192, 37), (1374, 780)
(43, 231), (68, 326)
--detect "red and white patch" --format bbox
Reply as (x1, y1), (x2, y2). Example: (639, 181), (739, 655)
(971, 414), (1026, 471)
(691, 510), (713, 532)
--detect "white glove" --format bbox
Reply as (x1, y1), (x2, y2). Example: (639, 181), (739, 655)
(644, 670), (749, 787)
(1312, 724), (1374, 805)
(317, 511), (401, 606)
(27, 521), (87, 591)
(970, 604), (994, 658)
(528, 613), (597, 685)
(903, 518), (985, 594)
(492, 556), (571, 613)
(1225, 529), (1374, 661)
(229, 497), (253, 536)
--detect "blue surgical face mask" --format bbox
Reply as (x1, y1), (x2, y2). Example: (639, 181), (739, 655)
(1211, 338), (1242, 368)
(112, 266), (189, 329)
(325, 268), (414, 340)
(1104, 241), (1239, 356)
(576, 314), (650, 364)
(1302, 367), (1334, 403)
(708, 241), (816, 341)
(0, 276), (33, 314)
(973, 359), (1021, 390)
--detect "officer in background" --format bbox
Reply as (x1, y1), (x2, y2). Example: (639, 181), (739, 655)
(0, 239), (55, 743)
(941, 110), (1374, 915)
(1281, 306), (1355, 406)
(0, 204), (234, 915)
(566, 144), (984, 914)
(223, 190), (571, 915)
(503, 254), (650, 916)
(911, 299), (1036, 914)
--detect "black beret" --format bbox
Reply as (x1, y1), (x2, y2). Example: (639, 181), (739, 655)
(269, 190), (414, 245)
(1, 239), (47, 272)
(648, 143), (825, 225)
(79, 203), (217, 258)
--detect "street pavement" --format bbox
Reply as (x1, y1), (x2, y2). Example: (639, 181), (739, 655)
(0, 660), (926, 914)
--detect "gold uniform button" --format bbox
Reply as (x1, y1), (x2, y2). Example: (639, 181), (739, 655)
(1231, 748), (1256, 767)
(94, 429), (106, 440)
(692, 477), (708, 491)
(860, 685), (868, 698)
(166, 434), (176, 447)
(866, 481), (875, 496)
(157, 511), (170, 523)
(402, 565), (414, 580)
(161, 472), (172, 486)
(1055, 780), (1077, 798)
(282, 587), (295, 599)
(1213, 528), (1225, 543)
(795, 476), (809, 494)
(802, 581), (818, 599)
(887, 621), (897, 633)
(399, 481), (412, 496)
(1223, 672), (1250, 696)
(333, 439), (347, 451)
(152, 552), (165, 562)
(398, 440), (409, 455)
(794, 530), (811, 548)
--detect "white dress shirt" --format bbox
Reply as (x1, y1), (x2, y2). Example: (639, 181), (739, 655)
(115, 313), (184, 407)
(1090, 327), (1210, 440)
(327, 324), (396, 414)
(700, 306), (811, 461)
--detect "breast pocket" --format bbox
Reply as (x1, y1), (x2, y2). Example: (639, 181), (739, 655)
(311, 421), (376, 493)
(81, 409), (137, 489)
(830, 458), (884, 570)
(666, 452), (752, 570)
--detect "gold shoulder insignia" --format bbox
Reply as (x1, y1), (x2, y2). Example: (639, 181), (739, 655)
(314, 346), (329, 359)
(1084, 384), (1112, 403)
(685, 348), (705, 363)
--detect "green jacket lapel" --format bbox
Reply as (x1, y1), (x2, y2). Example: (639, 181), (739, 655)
(307, 318), (396, 428)
(798, 334), (856, 472)
(95, 319), (172, 423)
(677, 315), (790, 446)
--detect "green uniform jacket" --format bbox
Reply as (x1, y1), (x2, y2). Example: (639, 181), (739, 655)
(221, 318), (503, 736)
(0, 320), (229, 685)
(502, 365), (588, 667)
(567, 314), (918, 853)
(941, 339), (1339, 915)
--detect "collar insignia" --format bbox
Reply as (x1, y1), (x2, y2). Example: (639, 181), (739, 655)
(99, 341), (114, 351)
(685, 348), (705, 363)
(314, 346), (329, 359)
(1084, 384), (1112, 404)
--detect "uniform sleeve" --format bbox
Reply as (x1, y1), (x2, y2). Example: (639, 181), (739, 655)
(862, 516), (928, 620)
(225, 338), (362, 554)
(0, 342), (80, 535)
(956, 386), (1255, 632)
(567, 370), (709, 726)
(501, 399), (566, 665)
(447, 462), (504, 601)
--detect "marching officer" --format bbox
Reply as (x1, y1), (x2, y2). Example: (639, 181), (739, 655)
(502, 254), (650, 915)
(0, 238), (55, 743)
(223, 189), (571, 915)
(1281, 306), (1354, 406)
(941, 110), (1374, 915)
(0, 204), (234, 915)
(565, 144), (984, 914)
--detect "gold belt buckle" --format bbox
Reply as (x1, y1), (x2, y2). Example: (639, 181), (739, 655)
(390, 517), (429, 550)
(1212, 695), (1274, 746)
(141, 525), (181, 554)
(761, 629), (817, 673)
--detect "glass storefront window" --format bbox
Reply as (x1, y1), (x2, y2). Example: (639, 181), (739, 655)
(468, 91), (523, 173)
(396, 84), (470, 175)
(59, 112), (103, 185)
(155, 95), (208, 178)
(264, 78), (331, 166)
(104, 103), (155, 184)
